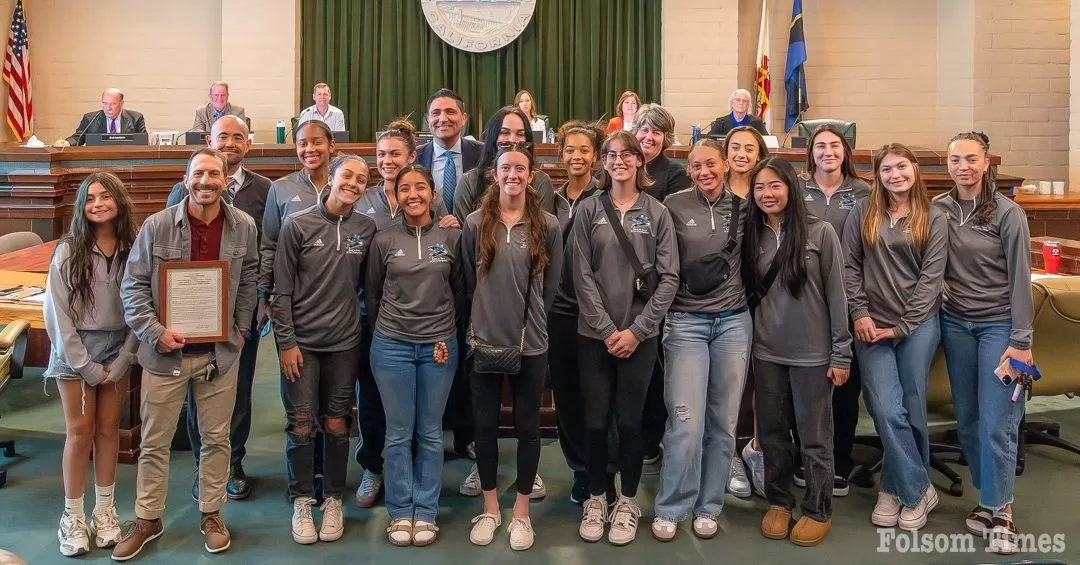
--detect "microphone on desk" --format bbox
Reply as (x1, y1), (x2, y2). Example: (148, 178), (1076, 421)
(69, 110), (105, 146)
(173, 127), (210, 146)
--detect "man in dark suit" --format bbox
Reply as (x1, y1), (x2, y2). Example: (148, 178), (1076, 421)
(166, 115), (270, 502)
(706, 88), (769, 137)
(56, 88), (147, 146)
(415, 88), (483, 216)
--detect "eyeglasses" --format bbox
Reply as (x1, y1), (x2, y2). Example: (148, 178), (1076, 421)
(497, 140), (533, 151)
(603, 150), (637, 163)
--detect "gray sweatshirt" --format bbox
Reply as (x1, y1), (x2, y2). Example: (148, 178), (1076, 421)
(664, 187), (747, 313)
(572, 192), (680, 341)
(931, 189), (1034, 349)
(462, 210), (563, 356)
(800, 172), (871, 237)
(842, 199), (948, 338)
(44, 241), (139, 386)
(365, 218), (464, 343)
(260, 170), (327, 295)
(453, 168), (556, 225)
(752, 219), (852, 369)
(271, 194), (377, 352)
(356, 183), (450, 232)
(551, 180), (600, 317)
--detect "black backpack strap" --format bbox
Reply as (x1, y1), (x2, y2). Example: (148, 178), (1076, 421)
(600, 193), (646, 279)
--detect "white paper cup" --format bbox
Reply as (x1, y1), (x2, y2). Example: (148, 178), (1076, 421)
(1053, 181), (1065, 195)
(1039, 181), (1052, 195)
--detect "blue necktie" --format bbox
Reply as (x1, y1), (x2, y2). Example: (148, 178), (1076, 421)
(223, 178), (237, 205)
(442, 151), (457, 214)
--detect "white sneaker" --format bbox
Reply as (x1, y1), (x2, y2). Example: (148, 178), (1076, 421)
(528, 474), (547, 500)
(291, 497), (318, 545)
(741, 442), (766, 498)
(871, 492), (902, 527)
(508, 516), (534, 551)
(90, 506), (122, 548)
(898, 487), (938, 531)
(579, 495), (607, 542)
(692, 516), (718, 539)
(58, 511), (90, 557)
(607, 496), (642, 546)
(651, 517), (677, 542)
(319, 497), (344, 542)
(727, 456), (751, 498)
(354, 470), (383, 508)
(469, 512), (501, 546)
(459, 464), (482, 497)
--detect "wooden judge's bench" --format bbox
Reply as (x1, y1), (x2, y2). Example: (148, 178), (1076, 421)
(0, 142), (1074, 447)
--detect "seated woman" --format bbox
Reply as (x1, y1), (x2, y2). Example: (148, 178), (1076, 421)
(706, 89), (769, 137)
(514, 89), (546, 133)
(606, 91), (640, 134)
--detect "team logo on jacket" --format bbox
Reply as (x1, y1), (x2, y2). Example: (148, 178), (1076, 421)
(723, 213), (733, 232)
(517, 231), (529, 249)
(345, 234), (367, 255)
(839, 194), (857, 209)
(630, 215), (651, 234)
(428, 242), (451, 262)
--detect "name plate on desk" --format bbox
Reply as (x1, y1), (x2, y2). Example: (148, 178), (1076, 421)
(159, 260), (229, 343)
(85, 133), (150, 146)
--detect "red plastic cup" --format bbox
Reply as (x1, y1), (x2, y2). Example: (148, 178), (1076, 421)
(1042, 241), (1062, 274)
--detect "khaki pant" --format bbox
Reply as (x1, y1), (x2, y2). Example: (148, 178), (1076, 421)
(135, 353), (238, 520)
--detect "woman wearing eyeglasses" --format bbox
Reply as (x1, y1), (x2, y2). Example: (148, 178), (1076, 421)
(573, 131), (679, 546)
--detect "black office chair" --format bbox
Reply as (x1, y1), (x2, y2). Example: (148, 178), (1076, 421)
(797, 118), (857, 148)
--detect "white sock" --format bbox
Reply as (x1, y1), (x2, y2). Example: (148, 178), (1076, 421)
(95, 483), (115, 511)
(65, 495), (85, 517)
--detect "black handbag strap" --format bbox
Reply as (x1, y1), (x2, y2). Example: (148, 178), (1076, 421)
(601, 192), (646, 278)
(751, 256), (781, 309)
(517, 272), (533, 350)
(717, 193), (743, 256)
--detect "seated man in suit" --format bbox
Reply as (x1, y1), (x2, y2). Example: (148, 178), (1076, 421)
(415, 88), (482, 216)
(297, 83), (346, 132)
(193, 81), (247, 132)
(166, 115), (269, 503)
(55, 88), (146, 146)
(706, 88), (769, 137)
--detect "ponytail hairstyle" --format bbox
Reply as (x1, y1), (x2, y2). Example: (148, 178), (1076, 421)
(556, 119), (605, 178)
(863, 143), (930, 250)
(947, 131), (997, 226)
(60, 172), (137, 324)
(806, 123), (858, 179)
(740, 157), (810, 299)
(376, 116), (417, 155)
(685, 138), (727, 178)
(599, 130), (655, 192)
(477, 143), (549, 280)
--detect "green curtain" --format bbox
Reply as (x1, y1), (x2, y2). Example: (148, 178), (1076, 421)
(299, 0), (662, 141)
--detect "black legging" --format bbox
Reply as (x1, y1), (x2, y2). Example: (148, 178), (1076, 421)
(470, 353), (547, 495)
(579, 335), (658, 498)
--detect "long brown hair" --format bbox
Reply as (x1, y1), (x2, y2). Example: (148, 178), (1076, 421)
(723, 126), (770, 184)
(477, 144), (549, 280)
(862, 143), (931, 250)
(599, 131), (655, 191)
(514, 89), (538, 121)
(59, 172), (137, 324)
(614, 91), (640, 118)
(806, 124), (858, 179)
(948, 131), (997, 226)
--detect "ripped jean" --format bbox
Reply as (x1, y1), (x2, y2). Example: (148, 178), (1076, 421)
(281, 346), (359, 501)
(654, 311), (752, 521)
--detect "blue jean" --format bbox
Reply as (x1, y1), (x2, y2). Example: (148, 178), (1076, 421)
(939, 312), (1023, 511)
(856, 317), (939, 507)
(370, 332), (458, 522)
(655, 311), (751, 521)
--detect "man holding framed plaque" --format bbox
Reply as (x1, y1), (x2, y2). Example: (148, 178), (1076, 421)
(115, 147), (259, 561)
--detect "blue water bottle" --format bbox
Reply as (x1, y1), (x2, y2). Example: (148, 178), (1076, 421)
(691, 124), (701, 145)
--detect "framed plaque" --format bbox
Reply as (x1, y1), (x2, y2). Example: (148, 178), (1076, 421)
(159, 260), (229, 343)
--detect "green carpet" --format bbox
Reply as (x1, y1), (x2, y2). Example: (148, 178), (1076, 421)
(1, 337), (1079, 564)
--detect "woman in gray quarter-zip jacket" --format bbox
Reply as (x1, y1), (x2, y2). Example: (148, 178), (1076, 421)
(271, 154), (376, 544)
(365, 164), (465, 547)
(44, 172), (139, 557)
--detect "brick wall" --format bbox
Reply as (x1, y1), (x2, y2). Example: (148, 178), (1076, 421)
(0, 0), (296, 144)
(973, 0), (1070, 184)
(661, 0), (740, 143)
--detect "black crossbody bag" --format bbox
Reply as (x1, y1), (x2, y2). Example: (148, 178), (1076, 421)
(680, 194), (744, 295)
(469, 273), (532, 374)
(601, 193), (658, 301)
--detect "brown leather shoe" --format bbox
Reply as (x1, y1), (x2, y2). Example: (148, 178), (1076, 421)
(790, 515), (831, 547)
(111, 518), (163, 561)
(200, 513), (231, 554)
(760, 506), (792, 540)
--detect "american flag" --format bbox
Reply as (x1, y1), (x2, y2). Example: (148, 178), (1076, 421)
(3, 0), (31, 142)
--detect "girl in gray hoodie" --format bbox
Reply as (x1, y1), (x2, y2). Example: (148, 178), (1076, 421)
(44, 172), (139, 557)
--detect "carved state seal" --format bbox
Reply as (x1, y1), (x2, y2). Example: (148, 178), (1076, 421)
(421, 0), (537, 53)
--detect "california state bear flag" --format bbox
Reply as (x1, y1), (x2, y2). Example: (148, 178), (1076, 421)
(755, 0), (771, 128)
